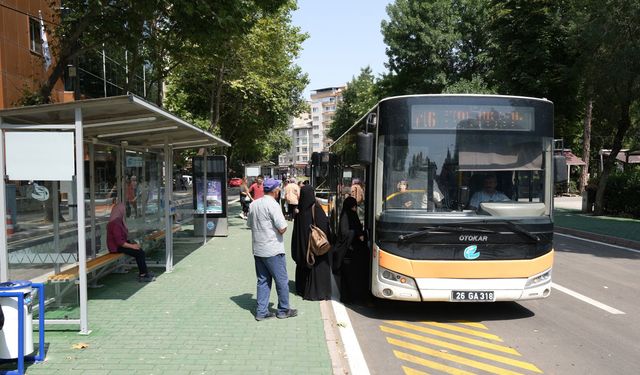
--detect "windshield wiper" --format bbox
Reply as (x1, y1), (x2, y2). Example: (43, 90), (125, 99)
(501, 221), (540, 242)
(398, 225), (496, 242)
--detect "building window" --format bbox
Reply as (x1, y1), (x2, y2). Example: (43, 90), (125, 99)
(302, 147), (308, 152)
(29, 18), (42, 54)
(312, 107), (318, 113)
(302, 156), (308, 162)
(313, 134), (319, 139)
(313, 143), (320, 148)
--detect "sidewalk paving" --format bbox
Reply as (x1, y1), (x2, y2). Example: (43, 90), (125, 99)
(553, 196), (640, 249)
(16, 203), (333, 375)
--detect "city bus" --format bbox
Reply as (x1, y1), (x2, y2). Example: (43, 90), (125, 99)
(326, 94), (566, 302)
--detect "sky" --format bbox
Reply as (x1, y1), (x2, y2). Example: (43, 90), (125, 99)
(292, 0), (392, 98)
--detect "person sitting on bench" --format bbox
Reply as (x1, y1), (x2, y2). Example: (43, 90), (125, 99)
(107, 203), (155, 282)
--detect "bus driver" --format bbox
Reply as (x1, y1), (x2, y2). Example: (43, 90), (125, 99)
(468, 174), (510, 210)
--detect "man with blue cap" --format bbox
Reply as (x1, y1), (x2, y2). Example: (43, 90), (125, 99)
(247, 178), (297, 321)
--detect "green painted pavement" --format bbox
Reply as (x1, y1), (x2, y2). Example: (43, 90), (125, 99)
(554, 208), (640, 243)
(17, 203), (332, 374)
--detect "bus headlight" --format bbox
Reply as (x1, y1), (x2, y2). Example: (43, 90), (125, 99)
(525, 269), (552, 288)
(379, 267), (417, 289)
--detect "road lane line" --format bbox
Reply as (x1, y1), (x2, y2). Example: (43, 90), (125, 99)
(555, 232), (640, 254)
(455, 322), (489, 330)
(329, 276), (370, 375)
(381, 325), (543, 373)
(551, 282), (625, 315)
(388, 338), (526, 375)
(421, 322), (503, 342)
(402, 365), (431, 375)
(387, 321), (520, 355)
(394, 350), (476, 375)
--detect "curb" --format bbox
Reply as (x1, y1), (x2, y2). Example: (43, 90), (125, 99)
(555, 226), (640, 250)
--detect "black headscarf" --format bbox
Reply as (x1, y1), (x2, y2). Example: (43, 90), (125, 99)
(291, 185), (330, 265)
(341, 196), (363, 236)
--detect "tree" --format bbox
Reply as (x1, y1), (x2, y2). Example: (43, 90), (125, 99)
(164, 1), (308, 171)
(577, 0), (640, 214)
(328, 67), (379, 141)
(379, 0), (492, 96)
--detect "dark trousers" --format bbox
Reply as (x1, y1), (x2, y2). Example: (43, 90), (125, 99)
(287, 204), (297, 219)
(117, 246), (148, 275)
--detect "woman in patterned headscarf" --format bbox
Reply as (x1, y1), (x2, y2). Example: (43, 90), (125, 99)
(107, 203), (155, 282)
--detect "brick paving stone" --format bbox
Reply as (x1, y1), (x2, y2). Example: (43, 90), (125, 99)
(25, 203), (332, 374)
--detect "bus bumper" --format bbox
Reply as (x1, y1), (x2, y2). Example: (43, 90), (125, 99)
(374, 247), (554, 302)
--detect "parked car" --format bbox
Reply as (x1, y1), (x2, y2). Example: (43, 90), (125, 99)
(228, 177), (242, 187)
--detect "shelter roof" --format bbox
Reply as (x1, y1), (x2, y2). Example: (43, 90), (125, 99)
(560, 150), (586, 166)
(0, 94), (230, 149)
(600, 149), (640, 164)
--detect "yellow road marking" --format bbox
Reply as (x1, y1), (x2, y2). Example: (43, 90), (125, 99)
(422, 322), (503, 341)
(381, 325), (542, 373)
(389, 337), (526, 375)
(387, 321), (520, 355)
(454, 321), (489, 330)
(402, 365), (431, 375)
(394, 350), (476, 375)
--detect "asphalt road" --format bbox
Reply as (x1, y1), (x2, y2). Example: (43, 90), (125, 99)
(345, 233), (640, 375)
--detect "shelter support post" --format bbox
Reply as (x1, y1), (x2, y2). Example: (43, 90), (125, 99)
(164, 141), (173, 273)
(89, 142), (97, 259)
(203, 148), (207, 245)
(0, 117), (7, 281)
(75, 107), (90, 335)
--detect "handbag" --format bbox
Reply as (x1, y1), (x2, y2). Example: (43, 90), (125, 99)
(306, 203), (331, 266)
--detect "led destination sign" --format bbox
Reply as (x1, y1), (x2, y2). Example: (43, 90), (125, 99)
(411, 104), (534, 131)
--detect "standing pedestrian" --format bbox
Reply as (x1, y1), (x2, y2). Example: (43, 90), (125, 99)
(284, 178), (300, 220)
(291, 185), (332, 300)
(239, 176), (251, 219)
(247, 178), (297, 321)
(249, 176), (265, 201)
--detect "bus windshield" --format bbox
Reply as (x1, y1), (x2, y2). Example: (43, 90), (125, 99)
(379, 131), (551, 217)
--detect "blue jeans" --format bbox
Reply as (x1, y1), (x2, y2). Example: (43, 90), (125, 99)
(254, 254), (290, 317)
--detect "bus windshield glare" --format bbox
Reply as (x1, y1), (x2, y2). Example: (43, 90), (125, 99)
(380, 131), (550, 217)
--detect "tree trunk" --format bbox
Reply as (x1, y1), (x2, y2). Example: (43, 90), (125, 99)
(593, 100), (632, 215)
(579, 99), (593, 193)
(209, 63), (224, 132)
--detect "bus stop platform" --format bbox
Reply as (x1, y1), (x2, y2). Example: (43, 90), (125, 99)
(8, 203), (335, 375)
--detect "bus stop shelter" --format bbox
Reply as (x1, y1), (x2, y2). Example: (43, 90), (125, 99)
(0, 94), (230, 333)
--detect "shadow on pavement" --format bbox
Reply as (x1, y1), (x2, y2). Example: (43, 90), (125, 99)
(88, 270), (163, 300)
(346, 299), (535, 323)
(230, 293), (274, 318)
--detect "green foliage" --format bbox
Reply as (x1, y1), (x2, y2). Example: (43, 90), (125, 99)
(329, 67), (380, 141)
(601, 169), (640, 218)
(164, 2), (308, 171)
(442, 75), (496, 94)
(380, 0), (492, 96)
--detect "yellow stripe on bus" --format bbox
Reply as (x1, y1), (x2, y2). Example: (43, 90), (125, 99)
(389, 337), (526, 375)
(402, 365), (431, 375)
(421, 322), (503, 341)
(381, 325), (542, 373)
(378, 248), (554, 279)
(386, 321), (520, 355)
(394, 350), (476, 375)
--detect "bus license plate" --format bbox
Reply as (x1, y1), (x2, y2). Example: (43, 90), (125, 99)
(452, 291), (495, 302)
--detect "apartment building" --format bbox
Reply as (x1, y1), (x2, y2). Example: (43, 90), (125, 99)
(310, 86), (344, 153)
(278, 108), (312, 177)
(0, 1), (65, 108)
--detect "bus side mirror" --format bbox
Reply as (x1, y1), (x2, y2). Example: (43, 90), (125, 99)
(357, 132), (373, 165)
(553, 155), (568, 183)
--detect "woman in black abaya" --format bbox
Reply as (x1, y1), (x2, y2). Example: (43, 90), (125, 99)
(291, 185), (332, 300)
(333, 196), (368, 303)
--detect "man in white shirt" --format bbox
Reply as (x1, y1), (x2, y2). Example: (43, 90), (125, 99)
(247, 178), (297, 321)
(469, 174), (510, 210)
